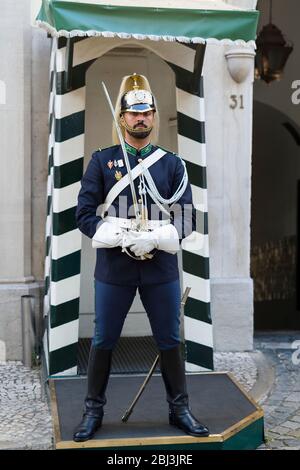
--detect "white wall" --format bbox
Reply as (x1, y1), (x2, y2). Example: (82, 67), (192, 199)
(31, 0), (42, 25)
(224, 0), (258, 8)
(0, 0), (43, 360)
(202, 40), (255, 350)
(0, 0), (32, 282)
(31, 29), (51, 280)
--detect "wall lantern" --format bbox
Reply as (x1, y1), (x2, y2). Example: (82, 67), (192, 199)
(255, 0), (293, 84)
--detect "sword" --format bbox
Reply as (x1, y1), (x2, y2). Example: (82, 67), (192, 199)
(101, 81), (141, 228)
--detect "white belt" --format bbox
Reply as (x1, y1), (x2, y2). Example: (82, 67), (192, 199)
(105, 216), (170, 230)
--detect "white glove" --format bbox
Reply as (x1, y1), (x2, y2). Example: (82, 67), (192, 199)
(92, 222), (123, 248)
(122, 224), (180, 257)
(122, 230), (158, 257)
(153, 224), (180, 254)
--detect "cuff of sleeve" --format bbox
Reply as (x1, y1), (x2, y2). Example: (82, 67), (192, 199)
(92, 221), (119, 248)
(155, 224), (180, 254)
(94, 218), (106, 235)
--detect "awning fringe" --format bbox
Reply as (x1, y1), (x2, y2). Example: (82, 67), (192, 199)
(36, 20), (256, 49)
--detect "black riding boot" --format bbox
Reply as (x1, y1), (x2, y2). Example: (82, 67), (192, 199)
(73, 346), (112, 442)
(160, 345), (209, 437)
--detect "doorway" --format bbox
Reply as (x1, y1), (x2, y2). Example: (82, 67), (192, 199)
(251, 100), (300, 330)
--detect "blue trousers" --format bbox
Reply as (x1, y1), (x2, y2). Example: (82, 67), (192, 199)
(92, 279), (181, 350)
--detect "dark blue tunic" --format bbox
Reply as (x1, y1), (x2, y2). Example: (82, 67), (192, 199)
(76, 142), (196, 285)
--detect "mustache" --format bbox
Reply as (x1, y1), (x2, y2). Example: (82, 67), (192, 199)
(134, 121), (147, 129)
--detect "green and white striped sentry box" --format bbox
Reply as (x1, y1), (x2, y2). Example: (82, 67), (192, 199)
(37, 0), (259, 377)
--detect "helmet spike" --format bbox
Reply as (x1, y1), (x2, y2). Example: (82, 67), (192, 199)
(131, 73), (141, 91)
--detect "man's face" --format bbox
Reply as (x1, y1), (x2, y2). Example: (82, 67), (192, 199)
(122, 110), (154, 139)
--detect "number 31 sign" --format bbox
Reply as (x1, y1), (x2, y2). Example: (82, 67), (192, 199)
(230, 94), (244, 109)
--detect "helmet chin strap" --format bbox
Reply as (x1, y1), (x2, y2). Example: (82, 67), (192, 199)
(120, 114), (153, 136)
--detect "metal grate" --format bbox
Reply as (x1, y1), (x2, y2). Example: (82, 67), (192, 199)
(77, 337), (160, 375)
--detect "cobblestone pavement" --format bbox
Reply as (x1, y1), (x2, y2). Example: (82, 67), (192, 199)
(0, 335), (299, 450)
(214, 351), (258, 392)
(255, 333), (300, 450)
(0, 362), (53, 450)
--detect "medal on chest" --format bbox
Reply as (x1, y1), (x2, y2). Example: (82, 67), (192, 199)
(114, 170), (123, 181)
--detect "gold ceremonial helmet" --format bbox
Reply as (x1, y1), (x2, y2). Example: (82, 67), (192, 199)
(112, 73), (160, 145)
(120, 74), (156, 114)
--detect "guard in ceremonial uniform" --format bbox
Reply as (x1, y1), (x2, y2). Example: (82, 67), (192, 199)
(73, 74), (209, 441)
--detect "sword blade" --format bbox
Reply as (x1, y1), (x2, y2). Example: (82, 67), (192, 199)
(101, 81), (141, 225)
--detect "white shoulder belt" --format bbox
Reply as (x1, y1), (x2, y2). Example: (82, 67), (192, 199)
(100, 148), (167, 218)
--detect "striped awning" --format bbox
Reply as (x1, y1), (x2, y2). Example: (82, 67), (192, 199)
(36, 0), (259, 46)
